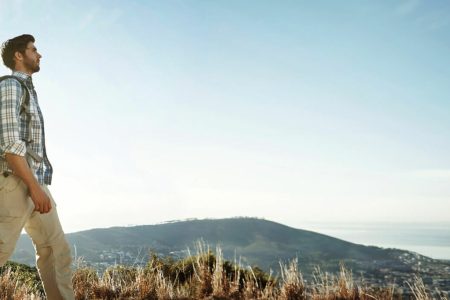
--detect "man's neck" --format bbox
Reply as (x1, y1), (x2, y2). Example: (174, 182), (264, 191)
(13, 67), (33, 76)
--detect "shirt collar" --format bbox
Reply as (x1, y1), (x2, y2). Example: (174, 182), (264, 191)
(12, 70), (33, 84)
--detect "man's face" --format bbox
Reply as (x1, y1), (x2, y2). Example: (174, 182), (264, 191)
(17, 41), (42, 73)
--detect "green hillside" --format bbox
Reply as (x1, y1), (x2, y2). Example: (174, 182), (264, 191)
(11, 217), (449, 280)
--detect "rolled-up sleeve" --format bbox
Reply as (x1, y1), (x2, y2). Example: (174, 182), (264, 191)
(0, 79), (27, 157)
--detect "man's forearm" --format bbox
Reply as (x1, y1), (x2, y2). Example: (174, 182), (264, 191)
(5, 153), (41, 191)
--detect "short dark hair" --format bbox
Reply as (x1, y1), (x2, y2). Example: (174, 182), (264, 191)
(1, 34), (35, 70)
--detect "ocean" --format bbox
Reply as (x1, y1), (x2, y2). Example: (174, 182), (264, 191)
(299, 222), (450, 260)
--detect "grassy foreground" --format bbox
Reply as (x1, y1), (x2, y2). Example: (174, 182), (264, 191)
(0, 242), (448, 300)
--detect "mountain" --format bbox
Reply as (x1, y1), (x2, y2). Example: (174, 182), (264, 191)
(11, 217), (450, 283)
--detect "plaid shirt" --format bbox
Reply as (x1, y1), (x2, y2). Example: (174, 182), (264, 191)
(0, 71), (53, 185)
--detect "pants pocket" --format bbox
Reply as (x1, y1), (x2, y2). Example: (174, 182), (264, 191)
(0, 175), (29, 217)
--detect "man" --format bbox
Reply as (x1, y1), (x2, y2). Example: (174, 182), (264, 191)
(0, 34), (74, 299)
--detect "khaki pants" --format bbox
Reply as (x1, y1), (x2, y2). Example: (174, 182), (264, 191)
(0, 173), (74, 300)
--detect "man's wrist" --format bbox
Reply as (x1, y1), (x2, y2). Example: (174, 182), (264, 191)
(26, 180), (42, 192)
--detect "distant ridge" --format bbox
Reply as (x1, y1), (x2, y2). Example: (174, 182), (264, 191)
(12, 217), (448, 279)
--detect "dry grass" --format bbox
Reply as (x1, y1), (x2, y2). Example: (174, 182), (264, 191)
(0, 267), (42, 300)
(1, 242), (448, 300)
(406, 275), (449, 300)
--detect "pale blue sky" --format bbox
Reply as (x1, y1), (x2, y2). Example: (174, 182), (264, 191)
(1, 0), (449, 233)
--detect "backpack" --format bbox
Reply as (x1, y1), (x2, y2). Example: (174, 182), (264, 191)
(0, 75), (43, 166)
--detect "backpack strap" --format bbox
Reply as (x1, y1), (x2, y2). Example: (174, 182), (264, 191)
(0, 75), (43, 165)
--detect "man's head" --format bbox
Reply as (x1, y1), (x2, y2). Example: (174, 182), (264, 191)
(1, 34), (42, 74)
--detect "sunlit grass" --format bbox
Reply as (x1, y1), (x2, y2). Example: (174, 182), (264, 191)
(0, 241), (448, 300)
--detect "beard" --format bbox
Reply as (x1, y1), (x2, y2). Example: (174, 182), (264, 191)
(23, 57), (40, 73)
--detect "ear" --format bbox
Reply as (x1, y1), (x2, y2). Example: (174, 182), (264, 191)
(13, 51), (24, 63)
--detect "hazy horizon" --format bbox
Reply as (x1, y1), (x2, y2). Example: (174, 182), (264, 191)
(62, 216), (450, 233)
(1, 0), (449, 233)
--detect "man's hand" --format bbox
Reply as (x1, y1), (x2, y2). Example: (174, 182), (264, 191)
(29, 185), (52, 214)
(5, 153), (52, 214)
